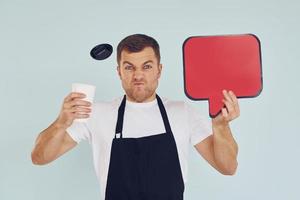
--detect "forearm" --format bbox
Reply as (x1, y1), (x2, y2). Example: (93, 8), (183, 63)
(31, 119), (67, 165)
(212, 122), (238, 175)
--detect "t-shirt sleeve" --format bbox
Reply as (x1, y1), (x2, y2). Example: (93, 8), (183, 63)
(66, 121), (91, 144)
(185, 102), (213, 146)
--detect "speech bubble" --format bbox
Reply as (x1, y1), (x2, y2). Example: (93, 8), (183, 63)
(183, 34), (263, 118)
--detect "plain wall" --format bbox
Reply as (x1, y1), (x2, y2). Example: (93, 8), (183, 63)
(1, 0), (299, 199)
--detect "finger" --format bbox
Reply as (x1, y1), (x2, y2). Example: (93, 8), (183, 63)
(222, 107), (228, 119)
(64, 92), (86, 103)
(228, 91), (240, 116)
(222, 99), (235, 114)
(228, 90), (238, 104)
(65, 100), (91, 109)
(74, 113), (90, 119)
(63, 99), (92, 109)
(70, 106), (92, 113)
(222, 90), (234, 103)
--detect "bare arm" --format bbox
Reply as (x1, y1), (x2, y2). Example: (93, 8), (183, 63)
(31, 120), (77, 165)
(31, 92), (92, 165)
(195, 90), (239, 175)
(195, 127), (238, 175)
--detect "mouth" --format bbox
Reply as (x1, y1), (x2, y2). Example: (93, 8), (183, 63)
(133, 82), (144, 86)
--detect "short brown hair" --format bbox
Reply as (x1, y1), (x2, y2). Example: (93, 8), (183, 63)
(117, 34), (161, 64)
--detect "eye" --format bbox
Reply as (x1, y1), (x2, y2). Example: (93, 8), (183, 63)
(144, 64), (152, 69)
(124, 65), (133, 70)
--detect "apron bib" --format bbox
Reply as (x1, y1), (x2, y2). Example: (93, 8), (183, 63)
(105, 94), (185, 200)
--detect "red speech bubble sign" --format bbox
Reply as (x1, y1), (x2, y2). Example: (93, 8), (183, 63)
(183, 34), (263, 118)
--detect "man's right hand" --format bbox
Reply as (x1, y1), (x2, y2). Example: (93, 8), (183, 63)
(55, 92), (92, 129)
(31, 92), (92, 165)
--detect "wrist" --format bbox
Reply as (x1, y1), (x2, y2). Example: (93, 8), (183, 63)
(212, 119), (229, 132)
(53, 119), (68, 130)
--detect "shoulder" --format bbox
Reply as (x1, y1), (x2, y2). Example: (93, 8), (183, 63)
(93, 96), (123, 107)
(90, 96), (123, 114)
(160, 96), (188, 112)
(160, 96), (201, 115)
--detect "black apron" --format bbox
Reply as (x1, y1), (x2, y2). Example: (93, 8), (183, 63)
(105, 94), (185, 200)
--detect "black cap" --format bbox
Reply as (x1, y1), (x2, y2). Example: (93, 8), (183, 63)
(90, 43), (113, 60)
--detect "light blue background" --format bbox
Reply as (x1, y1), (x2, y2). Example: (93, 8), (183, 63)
(1, 0), (299, 199)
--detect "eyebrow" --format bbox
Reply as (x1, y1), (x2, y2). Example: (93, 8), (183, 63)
(122, 60), (154, 65)
(122, 61), (134, 65)
(143, 60), (154, 64)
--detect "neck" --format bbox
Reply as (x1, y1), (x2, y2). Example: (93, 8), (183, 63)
(126, 92), (156, 103)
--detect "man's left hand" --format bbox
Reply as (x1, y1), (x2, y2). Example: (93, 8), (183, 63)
(212, 90), (240, 127)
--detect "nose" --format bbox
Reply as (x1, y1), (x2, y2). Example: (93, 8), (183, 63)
(133, 69), (144, 81)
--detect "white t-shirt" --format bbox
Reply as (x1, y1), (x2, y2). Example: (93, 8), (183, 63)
(66, 96), (212, 199)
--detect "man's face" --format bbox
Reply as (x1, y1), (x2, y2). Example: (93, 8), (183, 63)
(117, 47), (162, 103)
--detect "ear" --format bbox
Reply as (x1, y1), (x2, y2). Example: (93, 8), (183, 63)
(157, 64), (163, 79)
(117, 66), (122, 80)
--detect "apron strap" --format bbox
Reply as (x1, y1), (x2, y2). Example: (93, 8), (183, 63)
(156, 94), (172, 134)
(114, 94), (172, 139)
(115, 95), (126, 138)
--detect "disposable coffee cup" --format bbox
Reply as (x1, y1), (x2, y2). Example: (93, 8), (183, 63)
(71, 83), (96, 122)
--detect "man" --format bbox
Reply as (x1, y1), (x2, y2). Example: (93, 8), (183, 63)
(31, 34), (239, 200)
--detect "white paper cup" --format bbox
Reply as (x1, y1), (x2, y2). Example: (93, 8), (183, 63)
(71, 83), (96, 122)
